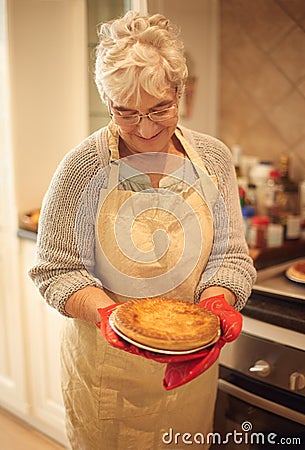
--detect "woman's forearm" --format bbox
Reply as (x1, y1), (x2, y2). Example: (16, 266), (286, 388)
(65, 286), (115, 324)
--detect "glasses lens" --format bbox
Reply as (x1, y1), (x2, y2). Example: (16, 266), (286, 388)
(149, 105), (177, 122)
(111, 105), (177, 126)
(112, 114), (139, 126)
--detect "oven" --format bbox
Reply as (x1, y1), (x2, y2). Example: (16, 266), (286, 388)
(212, 259), (305, 449)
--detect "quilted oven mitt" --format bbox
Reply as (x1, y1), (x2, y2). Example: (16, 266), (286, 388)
(163, 294), (243, 390)
(97, 294), (242, 390)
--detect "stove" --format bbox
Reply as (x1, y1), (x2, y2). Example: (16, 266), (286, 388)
(213, 259), (305, 448)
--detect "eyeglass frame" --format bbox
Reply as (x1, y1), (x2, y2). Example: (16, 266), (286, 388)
(108, 102), (178, 127)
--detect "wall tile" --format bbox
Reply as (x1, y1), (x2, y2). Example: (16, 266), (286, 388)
(270, 25), (305, 84)
(238, 118), (287, 162)
(219, 0), (305, 182)
(226, 0), (294, 52)
(241, 60), (292, 114)
(300, 14), (305, 32)
(222, 30), (265, 85)
(290, 138), (305, 182)
(298, 77), (305, 96)
(276, 0), (305, 23)
(219, 67), (261, 146)
(267, 89), (305, 145)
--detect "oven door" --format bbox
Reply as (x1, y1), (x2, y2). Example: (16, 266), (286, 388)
(212, 366), (305, 450)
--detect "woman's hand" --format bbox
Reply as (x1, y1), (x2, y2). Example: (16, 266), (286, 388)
(200, 286), (236, 306)
(65, 286), (115, 324)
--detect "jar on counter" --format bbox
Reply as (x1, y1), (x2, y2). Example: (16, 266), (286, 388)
(281, 214), (301, 240)
(247, 216), (270, 249)
(300, 219), (305, 241)
(267, 224), (284, 248)
(242, 205), (256, 241)
(300, 180), (305, 220)
(299, 178), (305, 240)
(249, 161), (274, 187)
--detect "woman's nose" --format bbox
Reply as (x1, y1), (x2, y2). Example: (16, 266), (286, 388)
(137, 116), (161, 138)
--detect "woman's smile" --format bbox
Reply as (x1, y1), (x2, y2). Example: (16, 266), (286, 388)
(135, 129), (164, 141)
(112, 89), (178, 155)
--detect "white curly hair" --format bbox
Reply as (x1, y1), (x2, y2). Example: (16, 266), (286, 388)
(95, 10), (188, 106)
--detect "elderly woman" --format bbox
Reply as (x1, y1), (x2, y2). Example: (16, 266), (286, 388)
(29, 10), (256, 450)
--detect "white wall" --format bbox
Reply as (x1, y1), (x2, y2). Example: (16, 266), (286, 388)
(7, 0), (89, 214)
(147, 0), (219, 135)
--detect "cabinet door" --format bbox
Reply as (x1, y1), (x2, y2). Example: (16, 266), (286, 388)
(19, 238), (68, 446)
(0, 232), (28, 415)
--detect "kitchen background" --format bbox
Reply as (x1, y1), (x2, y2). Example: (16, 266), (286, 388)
(219, 0), (305, 183)
(0, 0), (304, 447)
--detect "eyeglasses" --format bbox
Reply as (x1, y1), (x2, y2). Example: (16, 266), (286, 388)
(110, 104), (178, 127)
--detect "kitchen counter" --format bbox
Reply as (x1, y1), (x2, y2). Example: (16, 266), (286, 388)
(250, 239), (305, 270)
(17, 228), (37, 241)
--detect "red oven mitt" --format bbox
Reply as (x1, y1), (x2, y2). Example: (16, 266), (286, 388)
(163, 294), (243, 390)
(97, 295), (242, 390)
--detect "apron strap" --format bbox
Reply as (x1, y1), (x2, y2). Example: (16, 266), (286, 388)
(108, 162), (120, 190)
(107, 121), (120, 162)
(175, 129), (211, 177)
(106, 122), (217, 191)
(106, 121), (122, 190)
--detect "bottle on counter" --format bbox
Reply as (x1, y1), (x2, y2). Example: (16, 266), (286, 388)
(279, 155), (298, 193)
(257, 170), (282, 219)
(247, 216), (270, 249)
(250, 161), (275, 216)
(242, 205), (256, 241)
(249, 161), (274, 188)
(239, 186), (246, 208)
(245, 183), (257, 209)
(300, 180), (305, 241)
(267, 224), (284, 248)
(277, 155), (301, 241)
(300, 179), (305, 220)
(232, 144), (249, 197)
(231, 144), (243, 179)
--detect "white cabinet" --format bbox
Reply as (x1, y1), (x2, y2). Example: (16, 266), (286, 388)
(0, 235), (69, 447)
(0, 232), (28, 416)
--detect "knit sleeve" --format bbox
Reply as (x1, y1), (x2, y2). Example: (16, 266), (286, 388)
(186, 130), (257, 311)
(28, 130), (109, 316)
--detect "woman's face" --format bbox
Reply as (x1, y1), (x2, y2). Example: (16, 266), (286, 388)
(110, 88), (178, 154)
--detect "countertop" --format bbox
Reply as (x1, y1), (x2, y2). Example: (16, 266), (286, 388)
(249, 239), (305, 270)
(17, 228), (37, 241)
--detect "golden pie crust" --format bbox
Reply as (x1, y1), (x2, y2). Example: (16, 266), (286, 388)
(112, 297), (220, 351)
(286, 260), (305, 283)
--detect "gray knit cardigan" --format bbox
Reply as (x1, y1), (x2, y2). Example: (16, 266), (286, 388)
(29, 125), (256, 315)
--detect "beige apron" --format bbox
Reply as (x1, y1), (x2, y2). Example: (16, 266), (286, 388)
(61, 125), (219, 450)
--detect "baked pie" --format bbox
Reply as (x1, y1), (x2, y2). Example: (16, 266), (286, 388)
(286, 260), (305, 283)
(111, 297), (220, 351)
